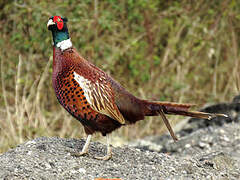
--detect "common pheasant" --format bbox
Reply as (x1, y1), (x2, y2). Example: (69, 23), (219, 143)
(47, 16), (227, 160)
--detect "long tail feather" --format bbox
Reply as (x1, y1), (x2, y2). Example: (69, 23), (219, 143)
(158, 108), (178, 141)
(145, 101), (228, 141)
(165, 109), (228, 120)
(151, 101), (228, 120)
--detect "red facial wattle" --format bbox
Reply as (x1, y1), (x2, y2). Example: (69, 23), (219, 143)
(53, 16), (64, 30)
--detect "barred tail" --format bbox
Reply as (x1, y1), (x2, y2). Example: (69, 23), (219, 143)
(149, 101), (227, 119)
(145, 101), (228, 141)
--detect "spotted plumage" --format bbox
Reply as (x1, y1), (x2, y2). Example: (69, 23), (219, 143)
(55, 68), (95, 120)
(47, 16), (228, 160)
(52, 47), (125, 136)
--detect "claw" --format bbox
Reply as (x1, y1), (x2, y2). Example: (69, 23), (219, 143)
(71, 151), (89, 157)
(68, 135), (92, 157)
(67, 134), (113, 160)
(94, 153), (112, 161)
(65, 148), (88, 157)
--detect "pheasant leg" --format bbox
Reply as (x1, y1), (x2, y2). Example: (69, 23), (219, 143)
(95, 134), (112, 160)
(70, 135), (92, 157)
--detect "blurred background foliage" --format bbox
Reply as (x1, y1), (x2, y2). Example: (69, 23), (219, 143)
(0, 0), (239, 152)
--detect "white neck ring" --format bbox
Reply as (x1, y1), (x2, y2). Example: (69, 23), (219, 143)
(56, 38), (72, 51)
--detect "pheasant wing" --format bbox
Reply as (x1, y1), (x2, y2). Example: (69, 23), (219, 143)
(73, 71), (125, 124)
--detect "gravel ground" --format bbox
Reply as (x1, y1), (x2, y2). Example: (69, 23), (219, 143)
(0, 97), (240, 179)
(0, 123), (240, 180)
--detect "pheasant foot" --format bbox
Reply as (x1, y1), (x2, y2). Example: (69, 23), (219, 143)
(94, 134), (112, 161)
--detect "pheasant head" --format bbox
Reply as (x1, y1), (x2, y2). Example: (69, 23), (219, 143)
(47, 16), (72, 50)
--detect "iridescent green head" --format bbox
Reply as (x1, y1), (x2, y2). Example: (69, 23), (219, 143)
(47, 16), (69, 46)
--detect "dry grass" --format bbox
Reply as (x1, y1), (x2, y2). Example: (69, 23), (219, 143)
(0, 55), (85, 153)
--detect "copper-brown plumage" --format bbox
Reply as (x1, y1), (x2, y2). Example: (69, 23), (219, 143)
(48, 16), (227, 160)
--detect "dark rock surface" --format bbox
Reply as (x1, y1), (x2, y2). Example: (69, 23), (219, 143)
(180, 95), (240, 136)
(0, 96), (240, 179)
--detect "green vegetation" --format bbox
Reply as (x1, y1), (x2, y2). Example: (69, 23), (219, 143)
(0, 0), (239, 152)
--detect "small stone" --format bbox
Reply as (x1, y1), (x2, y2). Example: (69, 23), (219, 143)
(25, 140), (36, 145)
(185, 144), (191, 148)
(199, 142), (209, 148)
(78, 168), (86, 174)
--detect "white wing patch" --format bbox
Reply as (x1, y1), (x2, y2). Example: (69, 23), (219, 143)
(73, 71), (125, 124)
(73, 72), (92, 105)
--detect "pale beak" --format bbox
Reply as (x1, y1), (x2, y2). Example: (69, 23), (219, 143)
(47, 19), (55, 28)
